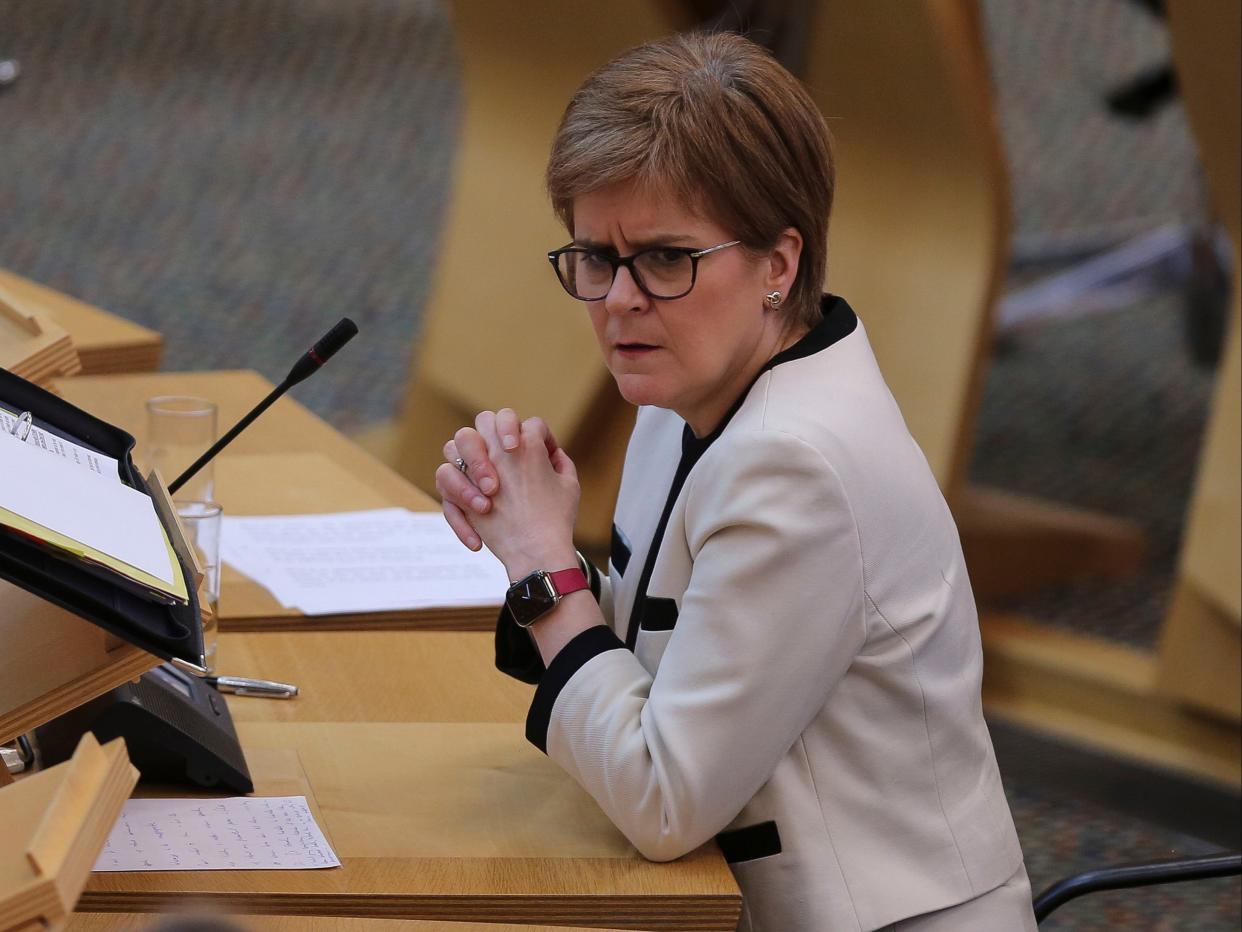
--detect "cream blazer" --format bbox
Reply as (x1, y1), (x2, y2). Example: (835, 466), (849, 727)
(497, 296), (1025, 931)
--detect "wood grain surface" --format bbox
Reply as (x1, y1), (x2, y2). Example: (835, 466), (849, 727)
(67, 915), (628, 932)
(0, 268), (162, 374)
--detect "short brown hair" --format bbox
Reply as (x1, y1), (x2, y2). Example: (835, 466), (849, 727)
(546, 31), (834, 328)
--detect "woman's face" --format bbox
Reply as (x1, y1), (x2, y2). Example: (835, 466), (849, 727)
(572, 181), (801, 436)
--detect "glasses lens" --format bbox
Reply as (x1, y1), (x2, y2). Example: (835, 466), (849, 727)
(633, 248), (694, 299)
(557, 251), (614, 300)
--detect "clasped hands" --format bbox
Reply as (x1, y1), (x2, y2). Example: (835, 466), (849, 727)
(436, 408), (581, 582)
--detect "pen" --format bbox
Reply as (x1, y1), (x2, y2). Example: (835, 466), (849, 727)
(207, 675), (300, 699)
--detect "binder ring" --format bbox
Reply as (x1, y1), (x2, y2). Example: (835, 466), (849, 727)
(10, 410), (33, 442)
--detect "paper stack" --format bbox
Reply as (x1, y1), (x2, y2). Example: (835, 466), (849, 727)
(221, 508), (509, 617)
(0, 425), (186, 603)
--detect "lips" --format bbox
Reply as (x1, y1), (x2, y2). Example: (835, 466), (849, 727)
(615, 342), (660, 357)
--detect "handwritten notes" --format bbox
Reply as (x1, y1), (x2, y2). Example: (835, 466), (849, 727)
(93, 796), (340, 872)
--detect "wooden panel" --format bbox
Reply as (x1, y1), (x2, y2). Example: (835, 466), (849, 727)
(0, 282), (82, 385)
(981, 613), (1241, 787)
(0, 736), (137, 932)
(394, 1), (686, 544)
(1157, 580), (1242, 723)
(217, 630), (531, 725)
(52, 372), (499, 632)
(0, 269), (162, 375)
(0, 582), (158, 744)
(1156, 0), (1241, 716)
(78, 628), (738, 929)
(955, 486), (1146, 602)
(81, 722), (740, 930)
(804, 0), (1007, 493)
(1176, 307), (1241, 621)
(412, 0), (683, 431)
(67, 915), (626, 932)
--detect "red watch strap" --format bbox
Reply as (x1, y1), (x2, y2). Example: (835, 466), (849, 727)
(547, 566), (589, 598)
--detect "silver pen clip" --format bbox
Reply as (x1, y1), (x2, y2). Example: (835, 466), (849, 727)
(209, 675), (299, 699)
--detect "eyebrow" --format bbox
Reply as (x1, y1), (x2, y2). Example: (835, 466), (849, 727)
(572, 233), (698, 250)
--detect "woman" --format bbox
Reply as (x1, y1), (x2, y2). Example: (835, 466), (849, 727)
(436, 32), (1036, 932)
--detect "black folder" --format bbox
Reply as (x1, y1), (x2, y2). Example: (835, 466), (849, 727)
(0, 367), (205, 671)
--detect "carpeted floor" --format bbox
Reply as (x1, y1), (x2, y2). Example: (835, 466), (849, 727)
(0, 0), (459, 427)
(0, 1), (1236, 928)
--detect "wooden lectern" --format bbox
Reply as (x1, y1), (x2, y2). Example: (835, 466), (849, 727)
(0, 470), (202, 747)
(0, 734), (138, 932)
(0, 282), (82, 386)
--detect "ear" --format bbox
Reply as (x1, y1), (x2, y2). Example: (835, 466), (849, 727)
(765, 227), (803, 296)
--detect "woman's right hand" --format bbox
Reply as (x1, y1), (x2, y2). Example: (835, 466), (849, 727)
(435, 408), (561, 551)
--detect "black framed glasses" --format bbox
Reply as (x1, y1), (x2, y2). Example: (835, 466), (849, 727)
(547, 240), (741, 301)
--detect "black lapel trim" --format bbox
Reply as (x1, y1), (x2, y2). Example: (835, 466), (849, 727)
(610, 524), (631, 576)
(525, 625), (627, 754)
(716, 820), (782, 863)
(637, 596), (679, 632)
(622, 295), (857, 652)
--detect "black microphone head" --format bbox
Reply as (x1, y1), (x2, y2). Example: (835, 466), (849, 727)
(311, 317), (359, 363)
(284, 317), (360, 387)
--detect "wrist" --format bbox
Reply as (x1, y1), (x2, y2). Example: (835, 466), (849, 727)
(503, 544), (579, 583)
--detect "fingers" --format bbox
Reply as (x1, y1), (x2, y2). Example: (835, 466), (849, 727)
(436, 461), (491, 517)
(441, 500), (481, 551)
(523, 418), (577, 481)
(453, 425), (498, 495)
(550, 446), (579, 484)
(495, 408), (521, 451)
(522, 416), (561, 457)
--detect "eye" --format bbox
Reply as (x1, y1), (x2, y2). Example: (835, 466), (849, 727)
(579, 251), (613, 269)
(646, 248), (687, 266)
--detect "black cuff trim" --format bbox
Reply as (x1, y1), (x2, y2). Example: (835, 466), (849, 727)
(525, 625), (627, 754)
(716, 821), (782, 864)
(585, 557), (602, 600)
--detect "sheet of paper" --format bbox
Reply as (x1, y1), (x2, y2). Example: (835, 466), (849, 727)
(0, 430), (176, 584)
(93, 796), (340, 871)
(220, 508), (508, 615)
(0, 404), (120, 480)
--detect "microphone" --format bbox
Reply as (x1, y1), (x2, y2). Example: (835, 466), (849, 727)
(283, 317), (359, 389)
(167, 318), (359, 496)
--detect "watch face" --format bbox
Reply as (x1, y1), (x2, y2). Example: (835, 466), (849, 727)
(507, 571), (558, 628)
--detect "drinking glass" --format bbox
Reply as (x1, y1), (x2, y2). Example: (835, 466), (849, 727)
(146, 396), (217, 503)
(178, 501), (223, 672)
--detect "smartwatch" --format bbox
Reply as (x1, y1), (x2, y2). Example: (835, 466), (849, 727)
(505, 566), (589, 628)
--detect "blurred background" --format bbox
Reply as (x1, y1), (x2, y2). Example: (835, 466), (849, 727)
(0, 0), (1238, 928)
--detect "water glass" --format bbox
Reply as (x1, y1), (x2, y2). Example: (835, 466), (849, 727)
(146, 396), (218, 503)
(178, 501), (223, 672)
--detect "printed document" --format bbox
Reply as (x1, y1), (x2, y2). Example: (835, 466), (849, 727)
(0, 404), (120, 480)
(0, 429), (176, 585)
(94, 796), (340, 871)
(220, 508), (509, 615)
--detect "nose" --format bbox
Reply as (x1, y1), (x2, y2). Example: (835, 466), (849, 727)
(603, 263), (649, 315)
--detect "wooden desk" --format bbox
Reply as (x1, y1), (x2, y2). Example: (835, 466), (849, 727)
(52, 371), (499, 633)
(219, 631), (531, 725)
(79, 632), (742, 931)
(0, 269), (162, 374)
(68, 916), (626, 932)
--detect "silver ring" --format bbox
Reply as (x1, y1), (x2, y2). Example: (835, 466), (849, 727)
(453, 457), (468, 474)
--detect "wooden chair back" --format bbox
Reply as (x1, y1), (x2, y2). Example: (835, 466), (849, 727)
(801, 0), (1009, 494)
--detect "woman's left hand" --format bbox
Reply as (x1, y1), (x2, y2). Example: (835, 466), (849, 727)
(461, 412), (581, 581)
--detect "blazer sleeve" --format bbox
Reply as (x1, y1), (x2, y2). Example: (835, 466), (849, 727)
(495, 552), (613, 684)
(525, 429), (867, 861)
